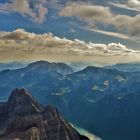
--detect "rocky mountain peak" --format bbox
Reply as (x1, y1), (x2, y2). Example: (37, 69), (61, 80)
(27, 60), (49, 69)
(9, 88), (30, 99)
(0, 88), (89, 140)
(7, 88), (44, 116)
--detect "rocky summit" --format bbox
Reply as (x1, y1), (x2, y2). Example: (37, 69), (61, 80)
(0, 88), (89, 140)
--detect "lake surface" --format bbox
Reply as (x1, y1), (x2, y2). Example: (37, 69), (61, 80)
(71, 123), (102, 140)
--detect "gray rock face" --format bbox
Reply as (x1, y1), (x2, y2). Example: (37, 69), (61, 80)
(0, 88), (89, 140)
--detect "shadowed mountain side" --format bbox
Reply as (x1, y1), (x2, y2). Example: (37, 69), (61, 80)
(0, 88), (89, 140)
(0, 61), (140, 140)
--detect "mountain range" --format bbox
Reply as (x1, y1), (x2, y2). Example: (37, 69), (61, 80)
(105, 62), (140, 72)
(0, 62), (28, 71)
(0, 60), (140, 140)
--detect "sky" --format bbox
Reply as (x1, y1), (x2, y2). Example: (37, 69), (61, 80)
(0, 0), (140, 65)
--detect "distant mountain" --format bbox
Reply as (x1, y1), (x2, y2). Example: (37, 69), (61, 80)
(105, 62), (140, 72)
(0, 60), (73, 103)
(0, 61), (140, 140)
(68, 62), (88, 72)
(0, 60), (73, 75)
(68, 62), (105, 72)
(0, 61), (28, 71)
(27, 60), (73, 75)
(0, 88), (89, 140)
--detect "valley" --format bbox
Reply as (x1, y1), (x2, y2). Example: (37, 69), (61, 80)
(0, 61), (140, 140)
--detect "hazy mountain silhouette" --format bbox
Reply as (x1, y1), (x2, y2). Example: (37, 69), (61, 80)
(0, 61), (140, 140)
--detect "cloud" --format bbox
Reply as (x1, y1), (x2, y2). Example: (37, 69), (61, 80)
(128, 0), (140, 9)
(0, 0), (48, 23)
(85, 28), (130, 40)
(1, 29), (36, 40)
(59, 3), (113, 24)
(0, 29), (139, 56)
(109, 1), (140, 12)
(0, 29), (139, 64)
(59, 3), (140, 39)
(114, 14), (140, 36)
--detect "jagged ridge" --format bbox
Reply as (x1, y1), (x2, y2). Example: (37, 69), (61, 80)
(0, 88), (89, 140)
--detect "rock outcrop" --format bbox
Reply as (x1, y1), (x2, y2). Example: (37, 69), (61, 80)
(0, 88), (89, 140)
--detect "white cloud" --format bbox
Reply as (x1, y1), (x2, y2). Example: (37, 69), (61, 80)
(0, 0), (48, 23)
(59, 3), (140, 39)
(128, 0), (140, 8)
(59, 3), (113, 24)
(109, 1), (140, 12)
(85, 28), (130, 40)
(0, 29), (139, 56)
(0, 29), (139, 64)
